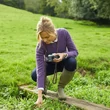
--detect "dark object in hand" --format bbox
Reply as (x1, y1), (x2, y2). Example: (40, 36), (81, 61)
(47, 54), (60, 62)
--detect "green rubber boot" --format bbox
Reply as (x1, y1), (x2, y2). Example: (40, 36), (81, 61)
(58, 68), (75, 100)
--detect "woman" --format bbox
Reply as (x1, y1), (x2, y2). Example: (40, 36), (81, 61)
(31, 16), (78, 107)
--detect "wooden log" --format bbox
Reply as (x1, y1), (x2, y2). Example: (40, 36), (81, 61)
(19, 85), (110, 110)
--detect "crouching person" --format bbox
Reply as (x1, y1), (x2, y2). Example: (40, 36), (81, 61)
(31, 16), (78, 107)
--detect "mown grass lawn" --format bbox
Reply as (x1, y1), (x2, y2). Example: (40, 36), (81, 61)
(0, 4), (110, 110)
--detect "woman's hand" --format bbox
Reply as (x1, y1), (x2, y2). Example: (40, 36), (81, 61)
(34, 97), (43, 107)
(34, 89), (43, 107)
(53, 53), (67, 63)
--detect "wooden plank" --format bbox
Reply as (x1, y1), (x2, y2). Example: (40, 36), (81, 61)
(19, 85), (110, 110)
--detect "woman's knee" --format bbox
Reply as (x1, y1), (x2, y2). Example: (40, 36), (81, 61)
(31, 68), (37, 82)
(65, 57), (77, 71)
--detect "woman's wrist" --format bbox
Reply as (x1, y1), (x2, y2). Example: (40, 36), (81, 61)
(64, 53), (68, 58)
(38, 89), (43, 98)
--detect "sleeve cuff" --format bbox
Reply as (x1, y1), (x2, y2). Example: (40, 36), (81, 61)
(38, 87), (44, 91)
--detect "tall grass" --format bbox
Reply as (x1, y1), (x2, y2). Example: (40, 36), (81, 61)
(0, 4), (110, 109)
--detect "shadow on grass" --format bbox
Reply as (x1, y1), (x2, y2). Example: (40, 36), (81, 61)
(75, 20), (110, 28)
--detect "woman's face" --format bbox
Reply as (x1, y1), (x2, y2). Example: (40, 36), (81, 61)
(40, 31), (56, 44)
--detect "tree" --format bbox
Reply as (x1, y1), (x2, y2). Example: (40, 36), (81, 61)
(24, 0), (55, 15)
(46, 0), (70, 18)
(89, 0), (110, 20)
(69, 0), (110, 23)
(24, 0), (39, 13)
(68, 0), (96, 20)
(0, 0), (25, 9)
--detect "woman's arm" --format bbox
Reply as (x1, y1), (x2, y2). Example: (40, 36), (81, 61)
(35, 89), (43, 107)
(35, 42), (45, 107)
(65, 29), (78, 57)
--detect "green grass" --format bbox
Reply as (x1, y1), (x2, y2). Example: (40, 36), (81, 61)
(0, 4), (110, 110)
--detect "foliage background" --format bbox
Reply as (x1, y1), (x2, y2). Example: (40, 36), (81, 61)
(0, 0), (110, 24)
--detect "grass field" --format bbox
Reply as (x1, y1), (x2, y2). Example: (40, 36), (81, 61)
(0, 4), (110, 110)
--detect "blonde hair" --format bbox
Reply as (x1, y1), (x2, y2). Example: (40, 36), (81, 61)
(36, 16), (56, 42)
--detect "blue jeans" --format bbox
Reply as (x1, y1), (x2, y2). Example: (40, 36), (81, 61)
(31, 57), (77, 82)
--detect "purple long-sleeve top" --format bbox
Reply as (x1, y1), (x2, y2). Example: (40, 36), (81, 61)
(36, 28), (78, 90)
